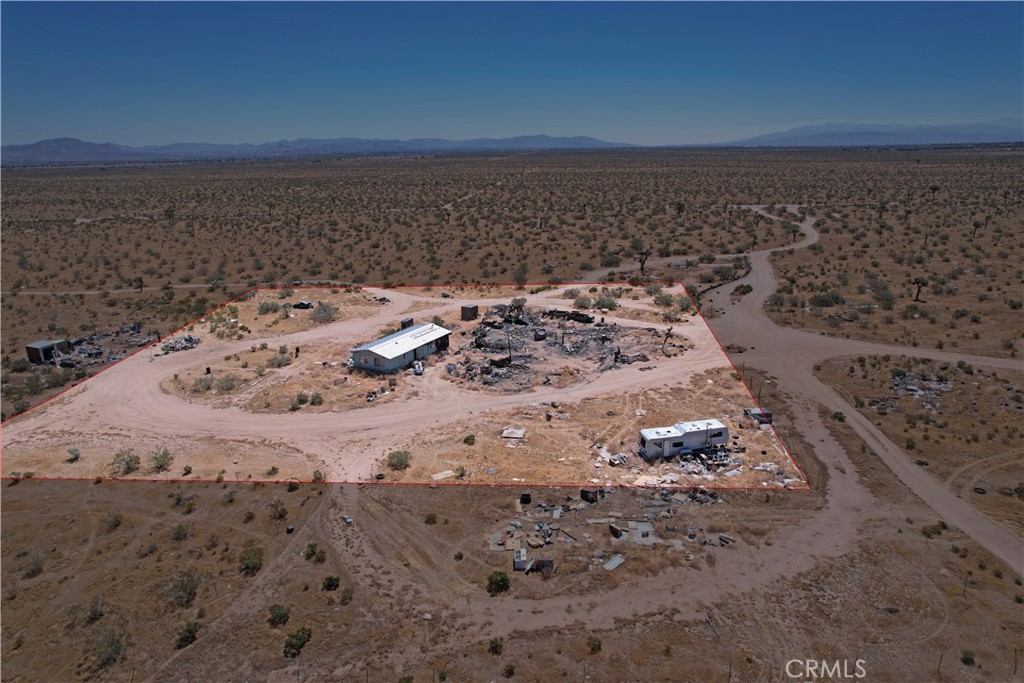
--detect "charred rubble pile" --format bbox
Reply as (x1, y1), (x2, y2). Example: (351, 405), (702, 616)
(445, 302), (664, 387)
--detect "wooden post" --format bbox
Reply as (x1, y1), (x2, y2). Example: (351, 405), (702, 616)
(936, 652), (943, 680)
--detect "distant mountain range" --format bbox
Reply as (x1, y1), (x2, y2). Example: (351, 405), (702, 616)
(2, 120), (1021, 164)
(0, 134), (635, 165)
(726, 119), (1023, 147)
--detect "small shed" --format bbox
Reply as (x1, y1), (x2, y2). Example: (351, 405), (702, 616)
(25, 339), (71, 364)
(461, 305), (479, 321)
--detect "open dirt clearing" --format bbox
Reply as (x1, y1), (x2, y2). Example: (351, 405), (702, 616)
(2, 284), (805, 490)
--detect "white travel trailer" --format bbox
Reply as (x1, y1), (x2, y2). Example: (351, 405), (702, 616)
(638, 419), (729, 460)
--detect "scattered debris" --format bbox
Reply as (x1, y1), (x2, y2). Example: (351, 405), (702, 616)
(161, 334), (200, 353)
(603, 554), (625, 571)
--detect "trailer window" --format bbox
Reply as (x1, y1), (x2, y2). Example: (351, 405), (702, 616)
(639, 436), (647, 447)
(710, 431), (723, 439)
(672, 441), (684, 448)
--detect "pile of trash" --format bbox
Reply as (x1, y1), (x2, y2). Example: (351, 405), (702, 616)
(161, 335), (200, 353)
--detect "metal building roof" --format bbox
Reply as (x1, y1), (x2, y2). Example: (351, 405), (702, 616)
(350, 323), (450, 360)
(25, 339), (67, 350)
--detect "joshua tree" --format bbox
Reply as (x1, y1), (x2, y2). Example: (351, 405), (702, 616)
(912, 277), (928, 302)
(634, 243), (652, 276)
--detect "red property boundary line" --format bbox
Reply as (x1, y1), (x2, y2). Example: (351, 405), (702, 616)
(1, 279), (812, 492)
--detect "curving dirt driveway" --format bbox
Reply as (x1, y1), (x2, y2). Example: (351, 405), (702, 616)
(703, 206), (1022, 571)
(0, 285), (735, 484)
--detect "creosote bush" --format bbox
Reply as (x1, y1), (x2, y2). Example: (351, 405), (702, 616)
(387, 450), (411, 470)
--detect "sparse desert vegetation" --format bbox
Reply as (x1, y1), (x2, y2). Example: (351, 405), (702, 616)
(3, 147), (1021, 682)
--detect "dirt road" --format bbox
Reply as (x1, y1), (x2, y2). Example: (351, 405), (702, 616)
(703, 206), (1022, 571)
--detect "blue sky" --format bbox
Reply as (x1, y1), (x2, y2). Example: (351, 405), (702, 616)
(2, 2), (1021, 146)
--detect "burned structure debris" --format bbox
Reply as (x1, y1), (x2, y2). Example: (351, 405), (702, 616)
(443, 300), (681, 390)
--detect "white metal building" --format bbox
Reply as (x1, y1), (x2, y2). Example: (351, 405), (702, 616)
(349, 322), (451, 373)
(638, 419), (729, 459)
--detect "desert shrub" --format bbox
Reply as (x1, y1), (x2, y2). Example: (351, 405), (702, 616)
(85, 595), (105, 625)
(809, 290), (845, 308)
(283, 628), (312, 658)
(645, 284), (664, 296)
(339, 586), (354, 605)
(387, 450), (411, 470)
(67, 447), (81, 463)
(88, 625), (127, 667)
(573, 296), (592, 310)
(296, 391), (310, 405)
(502, 663), (516, 678)
(593, 295), (618, 310)
(169, 567), (200, 607)
(732, 284), (753, 296)
(489, 637), (504, 655)
(309, 392), (324, 406)
(258, 301), (280, 315)
(268, 604), (290, 627)
(215, 374), (241, 393)
(191, 376), (214, 393)
(463, 434), (476, 445)
(304, 543), (320, 560)
(171, 523), (189, 542)
(312, 469), (325, 482)
(22, 553), (43, 578)
(654, 292), (674, 307)
(322, 575), (340, 591)
(9, 358), (32, 372)
(424, 512), (438, 525)
(588, 636), (602, 653)
(150, 447), (174, 473)
(269, 498), (288, 520)
(311, 302), (338, 323)
(961, 650), (975, 666)
(104, 512), (123, 532)
(277, 289), (294, 300)
(562, 288), (580, 299)
(267, 353), (292, 368)
(239, 545), (264, 576)
(487, 571), (510, 595)
(111, 449), (140, 476)
(175, 621), (200, 649)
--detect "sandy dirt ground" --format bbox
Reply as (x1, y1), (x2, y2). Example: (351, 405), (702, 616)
(1, 283), (805, 491)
